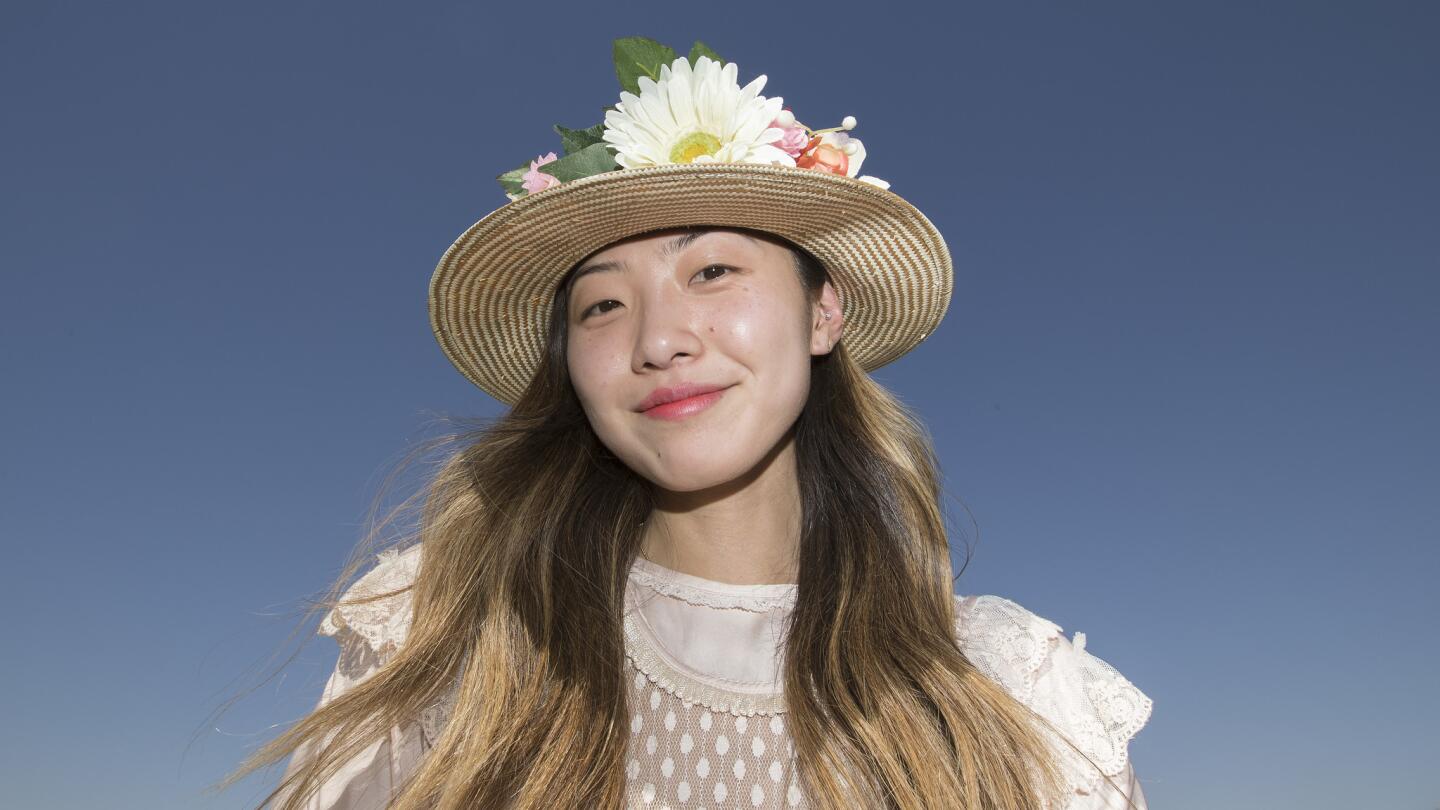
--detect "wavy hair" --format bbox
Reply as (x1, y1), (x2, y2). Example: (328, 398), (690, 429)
(220, 227), (1132, 808)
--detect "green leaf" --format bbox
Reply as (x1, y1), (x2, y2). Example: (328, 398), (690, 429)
(496, 157), (535, 197)
(553, 123), (607, 155)
(612, 36), (677, 96)
(686, 40), (724, 67)
(535, 142), (618, 183)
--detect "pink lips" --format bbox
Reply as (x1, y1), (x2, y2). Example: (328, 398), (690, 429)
(637, 383), (732, 421)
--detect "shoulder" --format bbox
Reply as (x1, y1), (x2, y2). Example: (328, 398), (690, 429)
(952, 593), (1154, 800)
(313, 544), (458, 747)
(318, 543), (425, 658)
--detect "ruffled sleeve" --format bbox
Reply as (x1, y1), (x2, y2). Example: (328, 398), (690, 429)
(277, 545), (429, 810)
(955, 594), (1154, 810)
(317, 545), (423, 657)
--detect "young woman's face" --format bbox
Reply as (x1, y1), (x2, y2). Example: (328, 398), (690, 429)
(565, 227), (840, 493)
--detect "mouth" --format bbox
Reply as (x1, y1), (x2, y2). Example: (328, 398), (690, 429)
(636, 382), (730, 412)
(637, 383), (733, 421)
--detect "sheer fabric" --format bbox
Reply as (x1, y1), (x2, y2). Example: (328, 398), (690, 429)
(278, 545), (1153, 808)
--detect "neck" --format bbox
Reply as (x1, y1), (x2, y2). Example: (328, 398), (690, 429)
(639, 429), (801, 585)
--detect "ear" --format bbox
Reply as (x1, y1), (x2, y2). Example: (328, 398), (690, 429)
(809, 280), (845, 356)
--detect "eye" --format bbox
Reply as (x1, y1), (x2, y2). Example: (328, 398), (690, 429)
(693, 263), (734, 283)
(579, 299), (621, 320)
(578, 265), (734, 321)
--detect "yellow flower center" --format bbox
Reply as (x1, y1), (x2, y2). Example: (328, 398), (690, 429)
(669, 131), (723, 164)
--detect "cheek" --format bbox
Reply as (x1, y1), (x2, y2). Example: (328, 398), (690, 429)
(567, 334), (625, 407)
(710, 292), (811, 367)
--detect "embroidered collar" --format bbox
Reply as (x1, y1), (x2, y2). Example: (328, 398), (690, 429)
(627, 555), (798, 612)
(622, 556), (794, 716)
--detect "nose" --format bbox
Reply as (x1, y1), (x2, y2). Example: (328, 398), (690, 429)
(631, 282), (703, 373)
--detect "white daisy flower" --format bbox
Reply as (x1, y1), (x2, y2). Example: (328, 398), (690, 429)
(602, 56), (794, 169)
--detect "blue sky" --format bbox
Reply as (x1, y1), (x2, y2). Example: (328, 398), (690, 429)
(1, 2), (1435, 808)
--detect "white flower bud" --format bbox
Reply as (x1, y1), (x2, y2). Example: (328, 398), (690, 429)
(776, 110), (796, 128)
(842, 141), (859, 156)
(841, 115), (857, 130)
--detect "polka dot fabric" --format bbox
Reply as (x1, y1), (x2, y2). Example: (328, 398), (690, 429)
(622, 668), (806, 808)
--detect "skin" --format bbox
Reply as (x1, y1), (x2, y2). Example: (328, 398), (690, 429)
(565, 227), (846, 585)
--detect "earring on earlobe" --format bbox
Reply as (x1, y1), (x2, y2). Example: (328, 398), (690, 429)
(824, 312), (832, 320)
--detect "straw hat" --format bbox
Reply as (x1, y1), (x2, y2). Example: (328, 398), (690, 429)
(429, 38), (954, 406)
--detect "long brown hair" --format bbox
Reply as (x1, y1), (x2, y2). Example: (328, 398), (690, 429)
(221, 228), (1131, 808)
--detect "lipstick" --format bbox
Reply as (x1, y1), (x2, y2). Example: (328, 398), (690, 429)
(638, 383), (731, 421)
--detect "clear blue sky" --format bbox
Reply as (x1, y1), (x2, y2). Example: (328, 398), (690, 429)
(2, 3), (1435, 808)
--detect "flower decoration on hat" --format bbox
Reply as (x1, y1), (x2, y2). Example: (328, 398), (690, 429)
(496, 36), (889, 201)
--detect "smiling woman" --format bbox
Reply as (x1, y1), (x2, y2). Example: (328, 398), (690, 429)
(562, 228), (836, 527)
(223, 35), (1151, 810)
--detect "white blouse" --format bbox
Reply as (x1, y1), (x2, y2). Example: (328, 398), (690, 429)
(280, 545), (1153, 809)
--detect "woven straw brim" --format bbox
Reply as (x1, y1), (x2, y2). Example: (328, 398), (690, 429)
(429, 162), (952, 406)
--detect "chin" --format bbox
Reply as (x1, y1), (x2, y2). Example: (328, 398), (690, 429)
(635, 446), (754, 493)
(649, 469), (742, 494)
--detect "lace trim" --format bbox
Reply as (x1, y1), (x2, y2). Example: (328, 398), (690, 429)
(954, 593), (1058, 707)
(956, 595), (1154, 804)
(318, 545), (423, 656)
(628, 556), (798, 613)
(622, 609), (789, 717)
(418, 680), (459, 749)
(1057, 636), (1154, 800)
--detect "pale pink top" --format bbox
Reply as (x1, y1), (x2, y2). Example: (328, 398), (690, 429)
(279, 545), (1153, 809)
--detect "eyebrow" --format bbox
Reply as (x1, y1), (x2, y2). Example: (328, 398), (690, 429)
(568, 229), (756, 286)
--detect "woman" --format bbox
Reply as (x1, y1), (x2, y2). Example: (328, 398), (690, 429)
(229, 39), (1152, 809)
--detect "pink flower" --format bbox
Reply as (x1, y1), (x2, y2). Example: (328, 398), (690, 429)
(768, 119), (810, 158)
(521, 152), (561, 193)
(796, 140), (848, 176)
